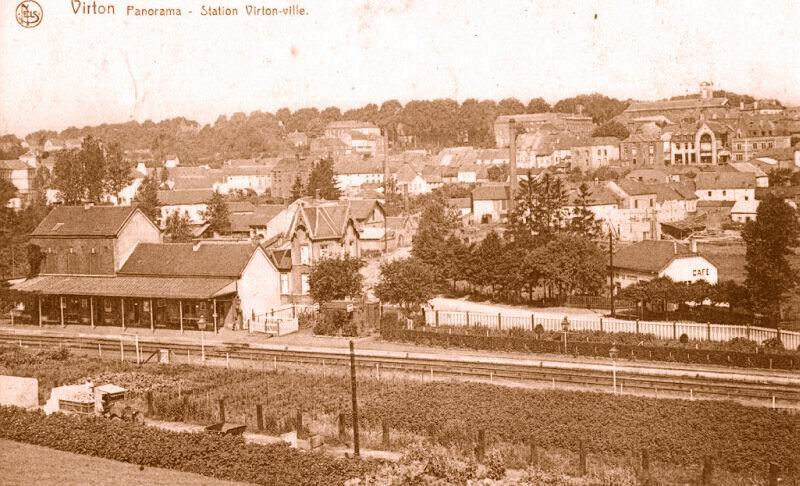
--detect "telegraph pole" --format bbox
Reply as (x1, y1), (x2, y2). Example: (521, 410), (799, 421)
(349, 341), (360, 457)
(609, 230), (615, 317)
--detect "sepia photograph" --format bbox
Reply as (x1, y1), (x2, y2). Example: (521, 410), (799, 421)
(1, 0), (800, 484)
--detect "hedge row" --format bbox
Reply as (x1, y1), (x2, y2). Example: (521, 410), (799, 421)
(382, 326), (800, 370)
(0, 406), (375, 485)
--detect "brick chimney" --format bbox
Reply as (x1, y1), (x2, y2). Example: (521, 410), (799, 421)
(508, 118), (518, 213)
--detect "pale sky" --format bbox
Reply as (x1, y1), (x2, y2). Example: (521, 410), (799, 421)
(1, 0), (799, 137)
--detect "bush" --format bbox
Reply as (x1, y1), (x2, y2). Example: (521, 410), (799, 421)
(483, 449), (506, 480)
(762, 337), (785, 351)
(679, 333), (689, 344)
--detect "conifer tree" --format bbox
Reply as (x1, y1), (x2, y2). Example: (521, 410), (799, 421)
(201, 190), (231, 235)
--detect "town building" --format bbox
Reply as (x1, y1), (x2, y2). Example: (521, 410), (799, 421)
(0, 159), (34, 208)
(158, 189), (214, 225)
(570, 137), (620, 170)
(13, 205), (287, 332)
(264, 199), (361, 304)
(29, 206), (161, 276)
(270, 158), (313, 200)
(494, 113), (595, 147)
(610, 240), (718, 291)
(693, 172), (756, 202)
(471, 184), (509, 224)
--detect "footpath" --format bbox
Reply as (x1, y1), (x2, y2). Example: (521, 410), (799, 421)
(146, 419), (400, 461)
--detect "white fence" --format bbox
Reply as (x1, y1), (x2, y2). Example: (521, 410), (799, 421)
(425, 309), (800, 350)
(250, 314), (299, 336)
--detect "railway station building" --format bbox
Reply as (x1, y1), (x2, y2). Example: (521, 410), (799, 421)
(11, 205), (283, 332)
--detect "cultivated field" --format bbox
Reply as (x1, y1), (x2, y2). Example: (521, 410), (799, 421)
(0, 439), (253, 486)
(2, 345), (798, 484)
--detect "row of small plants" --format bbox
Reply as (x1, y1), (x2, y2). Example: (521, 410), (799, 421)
(380, 322), (800, 370)
(3, 346), (800, 477)
(0, 406), (376, 485)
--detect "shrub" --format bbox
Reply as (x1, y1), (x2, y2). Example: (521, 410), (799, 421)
(679, 333), (689, 344)
(762, 337), (784, 351)
(483, 449), (506, 480)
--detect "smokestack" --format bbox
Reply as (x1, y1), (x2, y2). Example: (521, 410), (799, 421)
(508, 118), (518, 212)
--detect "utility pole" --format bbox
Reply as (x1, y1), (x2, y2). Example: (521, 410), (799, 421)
(609, 230), (615, 317)
(349, 341), (360, 457)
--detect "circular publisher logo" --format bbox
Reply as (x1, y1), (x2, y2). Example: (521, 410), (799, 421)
(16, 1), (43, 28)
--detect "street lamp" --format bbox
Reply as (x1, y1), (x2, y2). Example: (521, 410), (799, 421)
(561, 316), (570, 354)
(198, 316), (207, 362)
(609, 345), (619, 395)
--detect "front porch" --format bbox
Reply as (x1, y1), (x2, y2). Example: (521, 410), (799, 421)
(13, 294), (237, 333)
(10, 274), (240, 333)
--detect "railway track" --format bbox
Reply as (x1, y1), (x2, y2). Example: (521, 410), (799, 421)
(2, 330), (800, 409)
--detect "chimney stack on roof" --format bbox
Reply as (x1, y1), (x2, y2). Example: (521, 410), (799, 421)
(690, 238), (697, 254)
(673, 241), (677, 255)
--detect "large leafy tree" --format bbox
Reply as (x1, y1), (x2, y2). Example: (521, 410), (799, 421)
(536, 235), (606, 298)
(375, 257), (438, 319)
(552, 94), (629, 125)
(305, 158), (341, 200)
(411, 195), (460, 283)
(164, 211), (193, 242)
(201, 190), (231, 235)
(52, 149), (84, 205)
(591, 120), (629, 140)
(81, 136), (107, 203)
(742, 194), (800, 323)
(474, 230), (505, 297)
(308, 256), (365, 303)
(104, 142), (132, 202)
(133, 176), (161, 223)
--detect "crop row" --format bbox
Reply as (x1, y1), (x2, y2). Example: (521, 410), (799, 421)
(0, 406), (374, 485)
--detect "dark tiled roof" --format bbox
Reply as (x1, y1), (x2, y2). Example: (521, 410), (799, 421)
(472, 184), (509, 201)
(31, 206), (138, 237)
(611, 240), (690, 274)
(158, 189), (214, 206)
(0, 159), (29, 170)
(119, 242), (258, 278)
(694, 172), (756, 190)
(268, 249), (292, 271)
(348, 199), (382, 222)
(625, 98), (728, 113)
(615, 180), (657, 196)
(12, 275), (235, 299)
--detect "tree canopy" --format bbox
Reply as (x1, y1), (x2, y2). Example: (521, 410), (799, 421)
(133, 176), (160, 223)
(375, 257), (438, 318)
(201, 191), (231, 235)
(742, 194), (800, 322)
(308, 256), (365, 303)
(305, 158), (341, 200)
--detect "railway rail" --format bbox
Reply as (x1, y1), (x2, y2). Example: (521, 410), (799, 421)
(2, 330), (800, 410)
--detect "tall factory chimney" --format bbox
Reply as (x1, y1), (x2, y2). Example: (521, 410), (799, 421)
(508, 118), (518, 213)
